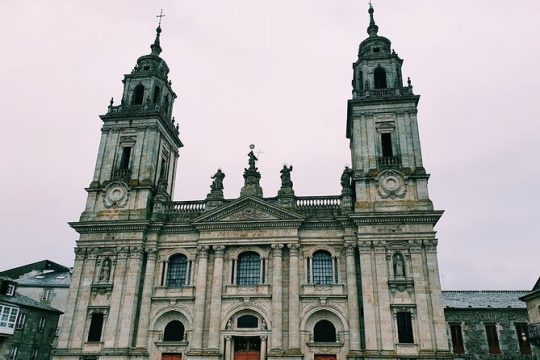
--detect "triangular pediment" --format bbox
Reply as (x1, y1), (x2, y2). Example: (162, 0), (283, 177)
(192, 196), (304, 225)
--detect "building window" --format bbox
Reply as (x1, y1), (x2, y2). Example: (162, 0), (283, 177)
(87, 312), (104, 342)
(30, 348), (39, 360)
(41, 288), (54, 302)
(397, 312), (414, 344)
(159, 157), (168, 180)
(312, 250), (334, 285)
(38, 316), (46, 332)
(374, 67), (387, 89)
(9, 346), (17, 360)
(119, 146), (132, 170)
(236, 252), (260, 285)
(449, 323), (465, 354)
(485, 323), (501, 354)
(515, 323), (532, 355)
(313, 320), (337, 342)
(153, 86), (161, 104)
(381, 133), (393, 157)
(6, 284), (15, 296)
(0, 305), (19, 334)
(167, 254), (188, 288)
(237, 315), (258, 328)
(15, 313), (26, 330)
(133, 84), (145, 105)
(163, 320), (185, 342)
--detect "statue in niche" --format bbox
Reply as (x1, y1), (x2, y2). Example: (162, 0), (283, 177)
(340, 166), (353, 189)
(210, 169), (225, 191)
(226, 319), (233, 330)
(99, 258), (112, 283)
(393, 253), (406, 278)
(280, 165), (293, 188)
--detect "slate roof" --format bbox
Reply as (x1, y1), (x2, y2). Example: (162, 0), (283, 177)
(0, 260), (70, 279)
(442, 290), (528, 309)
(0, 293), (62, 313)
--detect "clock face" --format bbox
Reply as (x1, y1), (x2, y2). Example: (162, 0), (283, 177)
(103, 181), (130, 208)
(377, 170), (407, 199)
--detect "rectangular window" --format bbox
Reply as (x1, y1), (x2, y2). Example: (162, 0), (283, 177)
(87, 312), (104, 342)
(38, 317), (46, 333)
(16, 313), (26, 330)
(485, 323), (501, 354)
(41, 288), (54, 302)
(9, 346), (18, 360)
(119, 146), (132, 169)
(381, 133), (393, 157)
(397, 312), (414, 343)
(449, 323), (465, 354)
(0, 305), (19, 335)
(515, 323), (532, 355)
(31, 348), (38, 360)
(6, 284), (15, 296)
(159, 157), (168, 179)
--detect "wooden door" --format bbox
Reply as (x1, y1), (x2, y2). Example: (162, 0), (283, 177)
(162, 354), (182, 360)
(314, 355), (336, 360)
(234, 336), (260, 360)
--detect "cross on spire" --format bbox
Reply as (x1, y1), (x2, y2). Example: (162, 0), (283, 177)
(156, 9), (165, 27)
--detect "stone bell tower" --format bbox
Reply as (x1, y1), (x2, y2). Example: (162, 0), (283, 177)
(80, 24), (183, 222)
(347, 5), (431, 213)
(346, 5), (451, 358)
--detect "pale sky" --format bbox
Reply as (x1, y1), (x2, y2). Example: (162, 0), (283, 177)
(0, 1), (538, 290)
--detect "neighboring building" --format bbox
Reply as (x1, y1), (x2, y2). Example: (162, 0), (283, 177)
(0, 260), (72, 348)
(0, 277), (62, 360)
(520, 277), (540, 357)
(443, 291), (533, 359)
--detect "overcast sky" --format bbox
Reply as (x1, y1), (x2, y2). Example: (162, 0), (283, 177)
(0, 1), (538, 290)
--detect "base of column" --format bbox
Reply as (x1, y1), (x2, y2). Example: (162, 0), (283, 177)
(185, 352), (222, 360)
(267, 354), (303, 360)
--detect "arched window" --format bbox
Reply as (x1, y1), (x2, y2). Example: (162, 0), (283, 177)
(163, 320), (185, 342)
(312, 250), (334, 285)
(133, 84), (145, 105)
(153, 86), (161, 104)
(313, 320), (337, 342)
(236, 252), (260, 285)
(237, 315), (258, 328)
(167, 254), (188, 288)
(374, 67), (387, 89)
(393, 253), (406, 278)
(163, 95), (170, 115)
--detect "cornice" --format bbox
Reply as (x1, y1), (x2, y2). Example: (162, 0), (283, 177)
(69, 220), (150, 234)
(349, 211), (444, 225)
(193, 220), (304, 231)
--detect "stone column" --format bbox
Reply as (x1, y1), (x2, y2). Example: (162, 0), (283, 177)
(260, 335), (267, 360)
(135, 247), (158, 348)
(288, 244), (301, 352)
(225, 336), (232, 360)
(270, 244), (283, 351)
(208, 246), (226, 350)
(345, 242), (361, 351)
(191, 245), (210, 351)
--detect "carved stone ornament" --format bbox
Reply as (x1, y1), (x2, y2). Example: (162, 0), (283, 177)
(103, 181), (130, 208)
(376, 170), (407, 199)
(222, 207), (276, 221)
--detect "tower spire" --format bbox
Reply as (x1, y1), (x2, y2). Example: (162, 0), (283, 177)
(151, 10), (165, 56)
(367, 2), (379, 37)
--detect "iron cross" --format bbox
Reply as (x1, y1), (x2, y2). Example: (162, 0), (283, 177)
(156, 9), (165, 26)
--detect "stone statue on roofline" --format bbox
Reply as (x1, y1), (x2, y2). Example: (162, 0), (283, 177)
(280, 165), (293, 188)
(210, 169), (225, 192)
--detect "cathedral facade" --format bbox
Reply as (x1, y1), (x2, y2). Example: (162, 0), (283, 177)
(54, 6), (452, 360)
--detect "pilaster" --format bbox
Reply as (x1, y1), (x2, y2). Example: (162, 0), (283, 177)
(190, 245), (210, 352)
(270, 244), (284, 352)
(287, 243), (301, 353)
(208, 245), (225, 350)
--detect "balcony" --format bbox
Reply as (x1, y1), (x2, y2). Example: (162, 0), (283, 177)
(378, 156), (401, 169)
(111, 168), (131, 181)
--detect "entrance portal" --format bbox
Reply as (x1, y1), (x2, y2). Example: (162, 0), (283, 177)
(314, 355), (336, 360)
(162, 354), (182, 360)
(234, 336), (261, 360)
